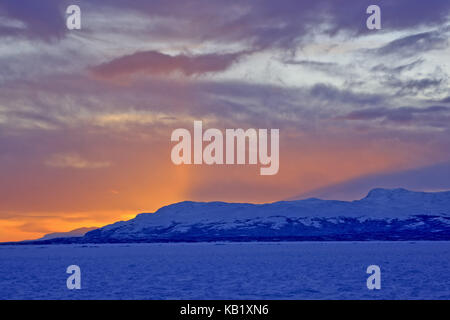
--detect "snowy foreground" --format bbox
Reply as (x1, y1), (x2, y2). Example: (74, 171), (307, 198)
(0, 241), (449, 300)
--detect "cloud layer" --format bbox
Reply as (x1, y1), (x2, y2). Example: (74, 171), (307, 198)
(0, 0), (449, 241)
(91, 51), (246, 80)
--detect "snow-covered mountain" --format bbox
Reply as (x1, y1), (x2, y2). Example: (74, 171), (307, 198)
(70, 188), (450, 243)
(37, 227), (98, 241)
(10, 188), (450, 244)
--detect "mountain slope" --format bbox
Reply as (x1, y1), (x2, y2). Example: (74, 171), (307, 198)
(7, 188), (450, 244)
(37, 227), (98, 241)
(80, 188), (450, 242)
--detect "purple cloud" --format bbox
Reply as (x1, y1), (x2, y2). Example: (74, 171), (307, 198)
(2, 0), (449, 49)
(341, 105), (450, 123)
(0, 0), (66, 41)
(90, 51), (246, 80)
(376, 31), (448, 57)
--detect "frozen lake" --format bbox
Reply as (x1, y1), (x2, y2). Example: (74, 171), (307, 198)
(0, 241), (449, 299)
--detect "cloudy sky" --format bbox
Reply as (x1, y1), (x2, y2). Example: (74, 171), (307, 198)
(0, 0), (449, 241)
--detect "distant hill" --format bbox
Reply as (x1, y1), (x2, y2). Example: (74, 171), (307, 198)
(3, 188), (450, 245)
(37, 227), (98, 241)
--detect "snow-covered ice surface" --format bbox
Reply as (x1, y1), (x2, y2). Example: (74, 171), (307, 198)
(0, 242), (449, 300)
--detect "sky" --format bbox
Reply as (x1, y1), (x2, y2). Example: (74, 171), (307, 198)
(0, 0), (449, 241)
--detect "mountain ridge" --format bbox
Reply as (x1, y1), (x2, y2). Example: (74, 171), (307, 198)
(3, 188), (450, 244)
(37, 227), (98, 241)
